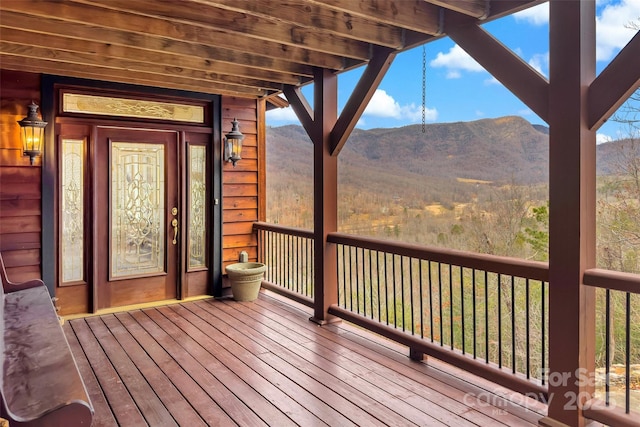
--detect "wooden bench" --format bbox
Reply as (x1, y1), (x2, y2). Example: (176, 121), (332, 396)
(0, 254), (93, 426)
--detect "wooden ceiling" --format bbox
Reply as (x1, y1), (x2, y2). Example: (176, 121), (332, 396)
(0, 0), (542, 102)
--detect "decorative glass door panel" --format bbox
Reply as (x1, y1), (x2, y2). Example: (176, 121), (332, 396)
(110, 142), (165, 279)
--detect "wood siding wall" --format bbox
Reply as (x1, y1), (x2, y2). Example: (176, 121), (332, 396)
(221, 97), (265, 272)
(0, 70), (264, 302)
(0, 70), (42, 282)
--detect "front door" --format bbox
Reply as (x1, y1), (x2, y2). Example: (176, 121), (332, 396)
(95, 127), (179, 309)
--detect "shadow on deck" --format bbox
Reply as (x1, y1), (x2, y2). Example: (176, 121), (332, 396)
(64, 291), (547, 426)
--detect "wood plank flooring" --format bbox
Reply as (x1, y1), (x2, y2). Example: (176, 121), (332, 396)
(64, 291), (547, 426)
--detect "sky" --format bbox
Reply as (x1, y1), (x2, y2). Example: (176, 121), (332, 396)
(266, 0), (640, 143)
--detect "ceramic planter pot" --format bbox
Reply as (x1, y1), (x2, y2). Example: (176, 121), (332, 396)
(226, 262), (267, 301)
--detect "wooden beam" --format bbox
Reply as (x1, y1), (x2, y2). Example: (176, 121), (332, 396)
(193, 0), (405, 48)
(308, 0), (442, 35)
(0, 28), (302, 86)
(0, 10), (316, 78)
(447, 21), (549, 122)
(283, 85), (314, 139)
(0, 41), (285, 92)
(75, 0), (372, 61)
(426, 0), (489, 19)
(544, 1), (596, 426)
(330, 47), (397, 156)
(0, 55), (265, 97)
(1, 0), (349, 70)
(311, 68), (339, 324)
(588, 31), (640, 130)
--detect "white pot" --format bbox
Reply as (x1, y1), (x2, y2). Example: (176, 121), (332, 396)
(226, 262), (267, 301)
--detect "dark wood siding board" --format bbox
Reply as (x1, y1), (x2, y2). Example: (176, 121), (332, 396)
(0, 198), (41, 216)
(0, 181), (42, 200)
(114, 311), (236, 426)
(223, 208), (258, 223)
(128, 309), (270, 427)
(223, 183), (258, 197)
(222, 170), (258, 184)
(63, 322), (118, 427)
(0, 231), (40, 251)
(222, 233), (257, 249)
(0, 214), (41, 233)
(223, 196), (258, 210)
(1, 264), (40, 283)
(222, 221), (254, 236)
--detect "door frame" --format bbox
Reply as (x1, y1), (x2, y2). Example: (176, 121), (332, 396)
(41, 75), (223, 313)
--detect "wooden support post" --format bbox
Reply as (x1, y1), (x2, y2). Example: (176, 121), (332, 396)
(310, 68), (340, 325)
(543, 1), (597, 426)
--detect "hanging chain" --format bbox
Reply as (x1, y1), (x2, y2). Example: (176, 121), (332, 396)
(422, 44), (426, 133)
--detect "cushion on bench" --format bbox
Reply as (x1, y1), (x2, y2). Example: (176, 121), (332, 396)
(1, 283), (93, 426)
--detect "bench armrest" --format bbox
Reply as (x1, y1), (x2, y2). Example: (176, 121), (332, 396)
(2, 278), (46, 293)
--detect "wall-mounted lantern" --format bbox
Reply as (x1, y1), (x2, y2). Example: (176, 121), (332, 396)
(224, 118), (244, 167)
(18, 102), (48, 165)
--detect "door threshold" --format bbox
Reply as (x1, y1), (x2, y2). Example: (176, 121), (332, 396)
(62, 295), (214, 320)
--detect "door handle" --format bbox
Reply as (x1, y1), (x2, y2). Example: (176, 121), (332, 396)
(171, 218), (178, 244)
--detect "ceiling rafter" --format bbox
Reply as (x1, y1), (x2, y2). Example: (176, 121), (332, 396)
(193, 0), (405, 48)
(1, 0), (350, 69)
(425, 0), (490, 19)
(74, 0), (373, 61)
(0, 28), (302, 87)
(0, 10), (316, 80)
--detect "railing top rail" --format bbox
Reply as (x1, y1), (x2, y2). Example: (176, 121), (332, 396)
(583, 268), (640, 294)
(253, 222), (314, 239)
(328, 231), (549, 282)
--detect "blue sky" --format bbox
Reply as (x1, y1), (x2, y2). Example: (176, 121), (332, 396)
(266, 0), (640, 143)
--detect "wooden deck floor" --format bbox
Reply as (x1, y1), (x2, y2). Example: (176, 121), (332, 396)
(64, 291), (547, 426)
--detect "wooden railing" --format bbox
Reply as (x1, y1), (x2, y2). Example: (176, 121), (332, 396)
(254, 222), (640, 423)
(254, 222), (314, 308)
(328, 232), (549, 400)
(581, 269), (640, 427)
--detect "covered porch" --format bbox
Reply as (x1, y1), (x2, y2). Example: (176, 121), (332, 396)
(1, 1), (639, 426)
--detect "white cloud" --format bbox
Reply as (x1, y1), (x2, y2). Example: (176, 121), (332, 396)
(265, 106), (300, 123)
(514, 3), (549, 26)
(364, 89), (438, 122)
(597, 133), (613, 144)
(528, 52), (549, 77)
(596, 0), (640, 61)
(430, 45), (484, 77)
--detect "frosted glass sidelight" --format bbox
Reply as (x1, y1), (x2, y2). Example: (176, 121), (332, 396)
(61, 139), (85, 283)
(189, 145), (207, 268)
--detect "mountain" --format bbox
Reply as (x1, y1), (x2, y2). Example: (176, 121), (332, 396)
(267, 116), (625, 182)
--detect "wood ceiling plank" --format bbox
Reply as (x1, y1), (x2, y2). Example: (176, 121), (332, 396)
(0, 0), (349, 70)
(0, 41), (280, 92)
(74, 0), (371, 61)
(195, 0), (404, 48)
(0, 54), (266, 97)
(425, 0), (489, 19)
(307, 0), (442, 35)
(0, 27), (301, 86)
(0, 10), (315, 78)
